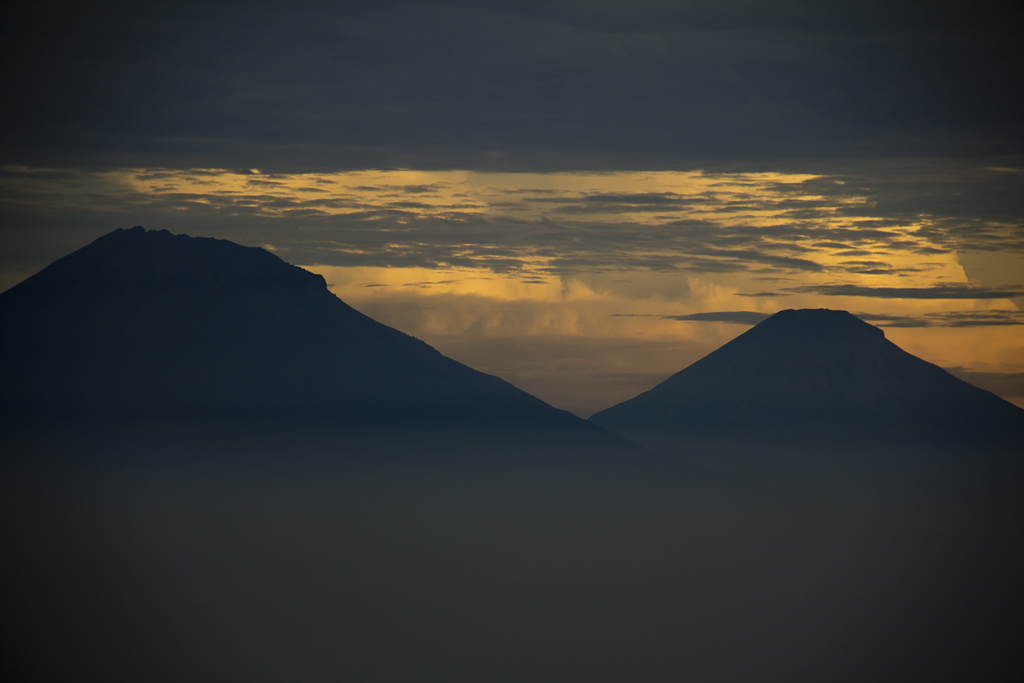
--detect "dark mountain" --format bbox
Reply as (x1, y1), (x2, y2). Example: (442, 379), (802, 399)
(0, 226), (577, 427)
(592, 308), (1024, 442)
(591, 308), (1024, 501)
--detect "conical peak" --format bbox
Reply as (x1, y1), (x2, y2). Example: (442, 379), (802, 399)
(771, 308), (865, 323)
(590, 304), (1024, 441)
(693, 309), (893, 374)
(756, 308), (885, 340)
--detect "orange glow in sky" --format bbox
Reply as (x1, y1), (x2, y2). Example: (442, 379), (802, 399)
(3, 165), (1022, 415)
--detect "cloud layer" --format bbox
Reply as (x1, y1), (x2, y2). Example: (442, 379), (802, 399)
(5, 165), (1021, 287)
(2, 2), (1021, 171)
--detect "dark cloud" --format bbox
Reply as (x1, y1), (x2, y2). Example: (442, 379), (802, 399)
(663, 311), (772, 325)
(616, 309), (1024, 330)
(614, 309), (1024, 331)
(788, 284), (1024, 299)
(544, 193), (706, 213)
(2, 1), (1020, 172)
(856, 310), (1024, 327)
(582, 193), (694, 206)
(614, 308), (1024, 330)
(614, 311), (770, 325)
(489, 1), (1024, 35)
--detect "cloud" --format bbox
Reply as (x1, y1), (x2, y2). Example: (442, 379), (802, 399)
(619, 308), (1024, 329)
(663, 311), (772, 325)
(614, 311), (771, 325)
(787, 284), (1024, 300)
(855, 310), (1024, 327)
(611, 309), (1024, 331)
(550, 193), (703, 214)
(2, 165), (1020, 306)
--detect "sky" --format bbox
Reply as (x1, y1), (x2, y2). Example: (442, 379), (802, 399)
(2, 0), (1023, 416)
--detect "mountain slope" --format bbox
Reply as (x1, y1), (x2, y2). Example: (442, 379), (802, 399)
(0, 226), (573, 426)
(590, 308), (1024, 507)
(591, 308), (1024, 445)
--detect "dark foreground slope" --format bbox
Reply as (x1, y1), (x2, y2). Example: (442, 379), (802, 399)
(2, 244), (1021, 682)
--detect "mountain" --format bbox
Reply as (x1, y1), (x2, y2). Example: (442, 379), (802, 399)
(592, 308), (1024, 441)
(0, 226), (579, 428)
(591, 308), (1024, 499)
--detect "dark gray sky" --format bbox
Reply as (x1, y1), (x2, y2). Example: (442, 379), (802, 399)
(3, 0), (1022, 172)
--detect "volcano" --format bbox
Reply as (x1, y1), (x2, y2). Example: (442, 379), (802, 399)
(0, 226), (578, 427)
(591, 309), (1024, 497)
(592, 308), (1023, 441)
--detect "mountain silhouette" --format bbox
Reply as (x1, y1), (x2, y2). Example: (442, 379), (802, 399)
(591, 308), (1024, 501)
(592, 308), (1024, 443)
(0, 226), (581, 428)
